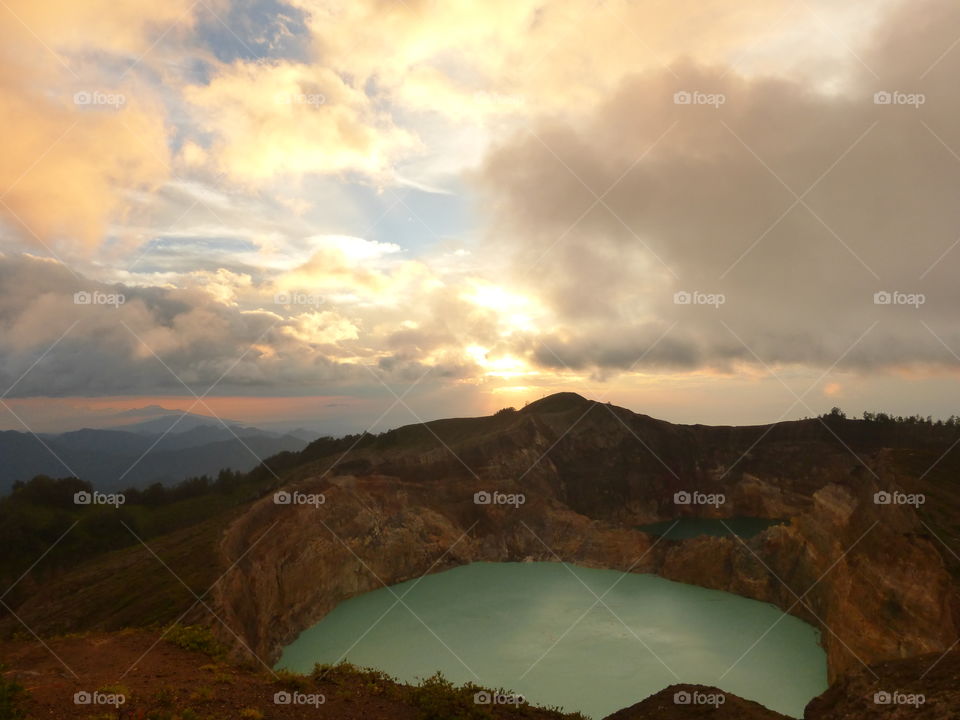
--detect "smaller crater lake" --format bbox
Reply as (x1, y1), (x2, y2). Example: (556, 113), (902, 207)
(277, 562), (827, 718)
(636, 517), (786, 540)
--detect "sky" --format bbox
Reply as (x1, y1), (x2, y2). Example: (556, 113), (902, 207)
(1, 0), (959, 434)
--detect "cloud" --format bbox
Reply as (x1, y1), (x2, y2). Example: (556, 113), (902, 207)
(475, 0), (960, 376)
(183, 60), (415, 184)
(0, 254), (349, 396)
(5, 0), (959, 415)
(0, 250), (524, 398)
(0, 0), (196, 254)
(7, 0), (197, 56)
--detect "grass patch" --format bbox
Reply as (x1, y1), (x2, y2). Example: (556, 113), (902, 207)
(0, 667), (27, 720)
(274, 668), (311, 692)
(408, 672), (492, 720)
(165, 624), (224, 657)
(308, 663), (586, 720)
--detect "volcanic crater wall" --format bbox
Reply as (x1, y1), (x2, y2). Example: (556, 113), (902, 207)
(211, 399), (959, 684)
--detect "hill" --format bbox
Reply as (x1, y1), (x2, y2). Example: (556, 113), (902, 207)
(3, 394), (960, 718)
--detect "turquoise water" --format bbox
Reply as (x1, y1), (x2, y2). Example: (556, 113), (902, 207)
(277, 562), (827, 719)
(637, 517), (785, 540)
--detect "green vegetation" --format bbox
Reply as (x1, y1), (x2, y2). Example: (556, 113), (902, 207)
(165, 624), (225, 658)
(95, 682), (129, 696)
(409, 672), (587, 720)
(409, 672), (491, 720)
(0, 470), (273, 598)
(274, 667), (311, 692)
(306, 662), (587, 720)
(820, 406), (960, 429)
(0, 667), (27, 720)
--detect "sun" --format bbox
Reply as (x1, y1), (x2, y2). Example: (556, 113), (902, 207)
(461, 281), (543, 336)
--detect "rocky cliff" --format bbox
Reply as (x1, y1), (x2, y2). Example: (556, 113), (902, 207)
(211, 393), (960, 687)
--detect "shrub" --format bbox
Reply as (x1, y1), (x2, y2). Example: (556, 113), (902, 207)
(165, 624), (224, 657)
(274, 668), (310, 692)
(408, 672), (491, 720)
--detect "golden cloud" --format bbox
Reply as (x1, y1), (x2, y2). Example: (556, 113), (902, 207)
(288, 0), (817, 119)
(0, 0), (195, 253)
(183, 61), (416, 184)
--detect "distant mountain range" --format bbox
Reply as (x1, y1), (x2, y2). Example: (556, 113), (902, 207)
(0, 411), (312, 493)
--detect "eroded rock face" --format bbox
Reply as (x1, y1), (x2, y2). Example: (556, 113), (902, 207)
(657, 479), (955, 680)
(804, 649), (960, 719)
(210, 394), (959, 688)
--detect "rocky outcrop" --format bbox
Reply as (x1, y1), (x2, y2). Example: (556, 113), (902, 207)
(805, 649), (960, 719)
(210, 393), (960, 690)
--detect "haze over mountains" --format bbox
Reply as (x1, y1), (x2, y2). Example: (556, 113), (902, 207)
(0, 408), (311, 493)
